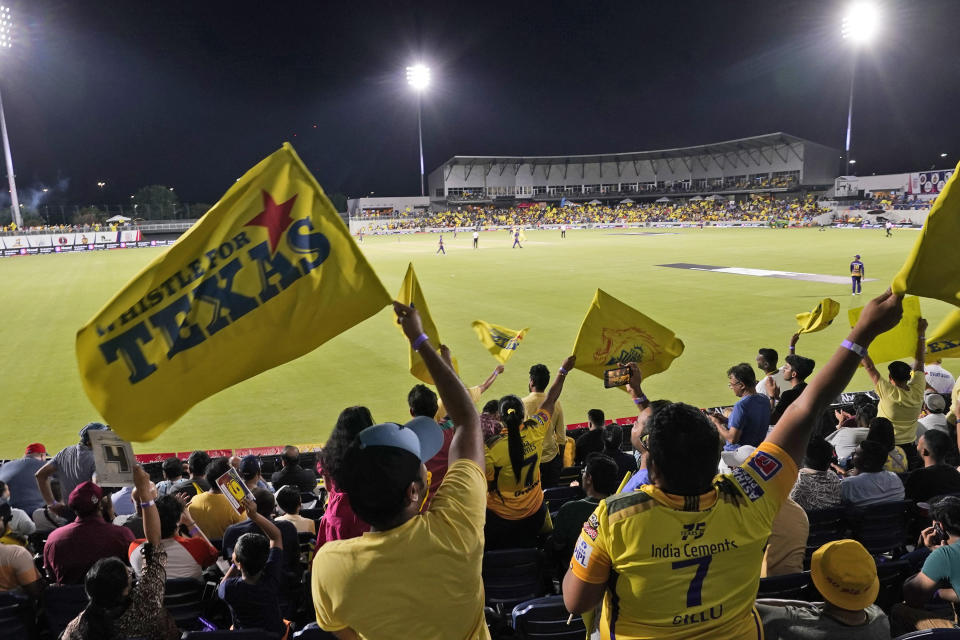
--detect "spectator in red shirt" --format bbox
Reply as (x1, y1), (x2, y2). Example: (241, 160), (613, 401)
(315, 407), (374, 550)
(43, 481), (135, 585)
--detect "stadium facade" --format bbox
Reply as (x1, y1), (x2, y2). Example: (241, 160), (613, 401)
(427, 132), (838, 207)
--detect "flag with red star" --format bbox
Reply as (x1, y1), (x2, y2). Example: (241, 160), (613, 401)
(75, 143), (392, 441)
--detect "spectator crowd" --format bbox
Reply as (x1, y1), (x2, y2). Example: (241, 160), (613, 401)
(1, 294), (960, 639)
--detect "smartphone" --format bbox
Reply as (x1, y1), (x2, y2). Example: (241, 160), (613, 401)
(603, 366), (631, 388)
(935, 522), (946, 544)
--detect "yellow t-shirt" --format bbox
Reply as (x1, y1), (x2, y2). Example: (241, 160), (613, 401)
(312, 459), (490, 640)
(521, 392), (565, 463)
(485, 409), (550, 519)
(875, 370), (926, 444)
(948, 377), (960, 423)
(436, 386), (483, 423)
(760, 497), (808, 578)
(569, 441), (797, 640)
(187, 491), (244, 540)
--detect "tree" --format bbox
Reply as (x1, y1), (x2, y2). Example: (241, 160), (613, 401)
(188, 202), (213, 219)
(328, 192), (347, 213)
(132, 185), (180, 220)
(73, 206), (106, 226)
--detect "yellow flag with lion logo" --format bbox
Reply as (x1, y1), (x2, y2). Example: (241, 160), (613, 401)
(572, 289), (684, 384)
(76, 143), (392, 442)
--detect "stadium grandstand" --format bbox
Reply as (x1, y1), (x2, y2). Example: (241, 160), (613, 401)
(426, 132), (839, 206)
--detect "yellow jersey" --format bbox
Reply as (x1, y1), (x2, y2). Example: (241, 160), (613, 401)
(875, 371), (925, 444)
(485, 409), (549, 519)
(521, 392), (565, 463)
(569, 441), (797, 639)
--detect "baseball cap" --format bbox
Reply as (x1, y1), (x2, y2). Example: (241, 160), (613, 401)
(358, 416), (444, 463)
(925, 392), (946, 413)
(720, 445), (756, 470)
(79, 422), (109, 445)
(239, 455), (261, 477)
(854, 254), (860, 259)
(811, 539), (879, 611)
(25, 443), (46, 455)
(68, 481), (103, 516)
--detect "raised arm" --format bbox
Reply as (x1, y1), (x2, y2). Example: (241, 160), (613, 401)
(35, 462), (65, 516)
(788, 332), (800, 356)
(477, 365), (505, 394)
(767, 290), (904, 466)
(242, 496), (282, 549)
(915, 318), (928, 371)
(133, 466), (161, 546)
(394, 301), (483, 468)
(539, 356), (576, 417)
(861, 354), (881, 386)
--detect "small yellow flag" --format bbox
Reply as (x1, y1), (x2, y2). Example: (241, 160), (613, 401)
(396, 263), (457, 383)
(76, 143), (392, 441)
(572, 289), (684, 382)
(795, 298), (840, 334)
(471, 321), (529, 364)
(892, 161), (960, 306)
(926, 310), (960, 362)
(848, 295), (922, 363)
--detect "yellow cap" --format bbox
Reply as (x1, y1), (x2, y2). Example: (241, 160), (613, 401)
(810, 539), (879, 611)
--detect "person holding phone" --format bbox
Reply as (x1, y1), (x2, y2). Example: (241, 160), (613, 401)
(899, 496), (960, 632)
(485, 355), (575, 550)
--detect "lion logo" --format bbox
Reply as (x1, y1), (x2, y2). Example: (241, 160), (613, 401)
(593, 327), (660, 365)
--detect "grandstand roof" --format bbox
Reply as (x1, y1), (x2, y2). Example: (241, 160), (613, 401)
(438, 132), (833, 167)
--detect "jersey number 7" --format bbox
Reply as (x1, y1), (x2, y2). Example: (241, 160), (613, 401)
(672, 556), (712, 607)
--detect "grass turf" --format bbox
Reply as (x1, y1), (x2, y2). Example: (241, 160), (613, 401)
(0, 226), (956, 458)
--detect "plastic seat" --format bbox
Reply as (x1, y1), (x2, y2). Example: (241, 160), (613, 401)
(43, 583), (88, 639)
(512, 595), (585, 640)
(297, 531), (316, 564)
(804, 507), (847, 566)
(482, 548), (545, 615)
(0, 592), (32, 640)
(874, 560), (911, 612)
(558, 466), (582, 486)
(164, 577), (206, 630)
(757, 571), (810, 600)
(850, 500), (913, 557)
(543, 486), (584, 512)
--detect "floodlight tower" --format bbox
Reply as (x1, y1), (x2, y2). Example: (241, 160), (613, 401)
(841, 2), (880, 175)
(406, 64), (430, 196)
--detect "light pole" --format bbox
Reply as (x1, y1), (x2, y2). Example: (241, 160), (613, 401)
(0, 5), (18, 227)
(406, 64), (430, 197)
(841, 2), (880, 175)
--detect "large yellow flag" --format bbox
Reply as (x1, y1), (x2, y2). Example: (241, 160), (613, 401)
(396, 264), (457, 383)
(847, 295), (922, 363)
(572, 289), (684, 382)
(471, 320), (529, 364)
(926, 310), (960, 362)
(76, 143), (392, 441)
(892, 161), (960, 306)
(795, 298), (840, 334)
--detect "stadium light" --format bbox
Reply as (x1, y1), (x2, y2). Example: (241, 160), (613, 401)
(0, 4), (19, 228)
(941, 153), (948, 158)
(840, 3), (880, 176)
(406, 64), (431, 196)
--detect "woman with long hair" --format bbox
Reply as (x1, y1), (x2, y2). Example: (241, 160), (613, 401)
(315, 406), (375, 550)
(484, 356), (574, 550)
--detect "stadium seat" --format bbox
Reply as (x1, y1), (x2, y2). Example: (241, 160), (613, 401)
(298, 531), (316, 565)
(757, 571), (811, 600)
(804, 507), (847, 566)
(300, 492), (318, 509)
(0, 592), (33, 640)
(874, 560), (912, 612)
(894, 630), (960, 639)
(543, 486), (584, 512)
(482, 548), (546, 615)
(293, 622), (339, 639)
(558, 466), (582, 486)
(164, 577), (206, 630)
(43, 583), (88, 638)
(512, 595), (586, 640)
(849, 500), (913, 557)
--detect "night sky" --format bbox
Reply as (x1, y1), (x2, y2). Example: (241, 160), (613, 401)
(7, 0), (960, 207)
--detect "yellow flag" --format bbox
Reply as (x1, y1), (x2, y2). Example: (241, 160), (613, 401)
(847, 295), (922, 363)
(926, 310), (960, 362)
(396, 263), (457, 383)
(471, 320), (529, 364)
(76, 143), (392, 441)
(572, 289), (684, 382)
(795, 298), (840, 334)
(892, 161), (960, 306)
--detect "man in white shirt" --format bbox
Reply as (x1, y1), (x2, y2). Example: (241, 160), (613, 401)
(755, 348), (790, 396)
(841, 441), (905, 507)
(472, 230), (479, 249)
(917, 392), (949, 437)
(925, 360), (956, 395)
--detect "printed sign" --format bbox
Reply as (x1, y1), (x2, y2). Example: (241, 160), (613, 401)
(217, 467), (253, 513)
(89, 430), (136, 487)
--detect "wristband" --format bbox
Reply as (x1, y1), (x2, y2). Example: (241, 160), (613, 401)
(633, 395), (648, 405)
(188, 524), (200, 534)
(411, 333), (429, 351)
(558, 367), (568, 376)
(139, 500), (155, 508)
(841, 339), (867, 358)
(788, 345), (795, 352)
